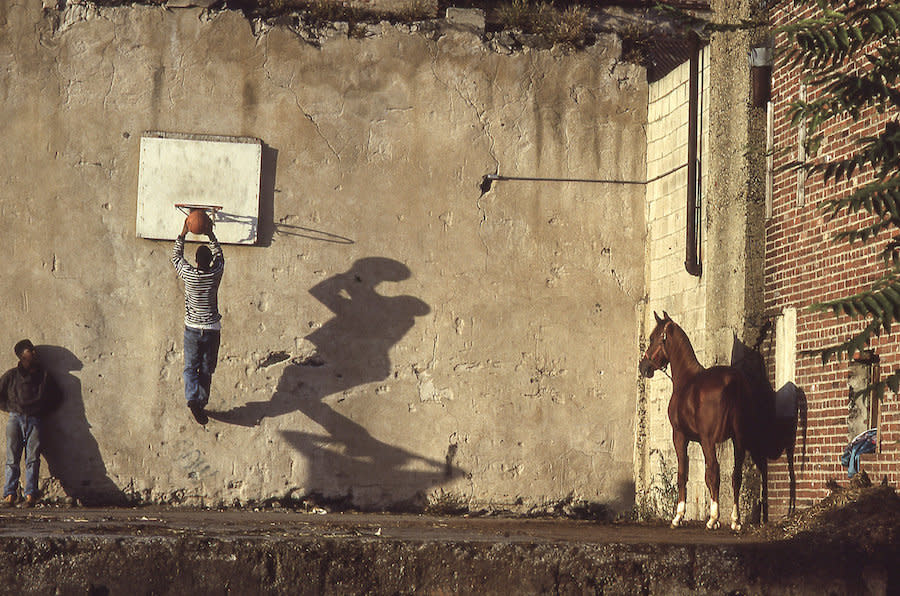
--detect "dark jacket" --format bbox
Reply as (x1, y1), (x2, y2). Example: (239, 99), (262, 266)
(0, 364), (62, 417)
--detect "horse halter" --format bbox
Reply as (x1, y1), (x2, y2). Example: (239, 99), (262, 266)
(643, 321), (672, 376)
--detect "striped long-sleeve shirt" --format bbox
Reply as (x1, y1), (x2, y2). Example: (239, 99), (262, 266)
(172, 235), (225, 329)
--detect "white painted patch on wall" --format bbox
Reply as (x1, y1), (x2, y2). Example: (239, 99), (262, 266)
(136, 132), (262, 244)
(775, 306), (797, 389)
(415, 369), (454, 403)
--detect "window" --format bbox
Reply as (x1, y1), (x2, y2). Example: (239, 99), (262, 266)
(766, 100), (774, 218)
(848, 351), (880, 441)
(796, 84), (808, 208)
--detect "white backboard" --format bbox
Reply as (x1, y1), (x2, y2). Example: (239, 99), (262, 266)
(136, 132), (262, 244)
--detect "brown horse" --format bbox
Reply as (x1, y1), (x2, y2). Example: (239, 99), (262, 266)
(639, 311), (760, 531)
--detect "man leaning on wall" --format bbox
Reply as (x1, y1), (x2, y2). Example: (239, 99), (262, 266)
(0, 340), (63, 508)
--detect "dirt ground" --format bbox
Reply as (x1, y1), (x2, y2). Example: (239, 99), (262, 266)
(0, 504), (749, 545)
(0, 480), (897, 595)
(751, 471), (900, 552)
(1, 472), (896, 548)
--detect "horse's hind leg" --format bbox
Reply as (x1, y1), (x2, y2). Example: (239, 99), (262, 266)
(671, 429), (689, 528)
(731, 442), (745, 532)
(701, 439), (720, 530)
(752, 455), (769, 524)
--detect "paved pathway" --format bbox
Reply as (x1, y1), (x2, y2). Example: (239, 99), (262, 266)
(0, 506), (755, 544)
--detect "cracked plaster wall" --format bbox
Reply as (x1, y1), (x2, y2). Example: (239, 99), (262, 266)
(0, 1), (646, 511)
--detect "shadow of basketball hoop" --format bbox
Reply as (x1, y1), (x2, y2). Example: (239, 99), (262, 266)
(214, 210), (259, 244)
(273, 223), (354, 244)
(215, 211), (354, 246)
(246, 142), (355, 246)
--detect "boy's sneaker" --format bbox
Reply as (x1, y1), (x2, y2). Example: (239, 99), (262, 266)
(0, 494), (15, 508)
(188, 401), (209, 425)
(18, 495), (36, 508)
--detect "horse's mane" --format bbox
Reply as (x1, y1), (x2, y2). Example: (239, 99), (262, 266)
(666, 321), (702, 375)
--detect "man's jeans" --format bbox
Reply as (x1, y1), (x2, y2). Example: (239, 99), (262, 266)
(184, 326), (220, 407)
(5, 413), (41, 498)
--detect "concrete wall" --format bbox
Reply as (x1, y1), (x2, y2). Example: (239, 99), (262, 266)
(0, 2), (647, 510)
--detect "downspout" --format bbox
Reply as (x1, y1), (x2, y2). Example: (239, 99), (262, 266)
(685, 33), (702, 277)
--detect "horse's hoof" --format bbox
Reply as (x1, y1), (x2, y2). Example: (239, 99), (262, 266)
(706, 519), (720, 530)
(731, 522), (742, 533)
(670, 518), (682, 529)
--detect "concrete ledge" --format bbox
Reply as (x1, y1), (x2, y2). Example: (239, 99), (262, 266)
(445, 8), (485, 34)
(0, 509), (895, 594)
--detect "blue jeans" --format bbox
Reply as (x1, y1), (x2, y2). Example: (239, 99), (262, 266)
(5, 413), (41, 498)
(183, 326), (220, 407)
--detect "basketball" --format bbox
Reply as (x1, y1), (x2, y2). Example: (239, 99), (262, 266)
(186, 209), (212, 235)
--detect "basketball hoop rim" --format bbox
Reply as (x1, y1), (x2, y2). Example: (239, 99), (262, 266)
(175, 203), (223, 215)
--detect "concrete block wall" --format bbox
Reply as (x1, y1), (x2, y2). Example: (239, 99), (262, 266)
(636, 50), (713, 521)
(637, 0), (766, 524)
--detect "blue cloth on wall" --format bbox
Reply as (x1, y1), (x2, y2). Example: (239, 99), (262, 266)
(840, 429), (877, 478)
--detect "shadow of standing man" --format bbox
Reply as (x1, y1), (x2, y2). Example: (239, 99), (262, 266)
(38, 345), (127, 505)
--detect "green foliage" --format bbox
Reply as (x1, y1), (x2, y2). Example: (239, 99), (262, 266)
(634, 449), (677, 522)
(424, 489), (469, 515)
(497, 0), (555, 32)
(786, 1), (900, 399)
(248, 0), (435, 23)
(554, 5), (592, 46)
(785, 2), (900, 161)
(496, 0), (593, 47)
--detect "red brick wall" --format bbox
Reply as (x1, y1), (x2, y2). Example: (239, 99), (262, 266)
(766, 1), (900, 517)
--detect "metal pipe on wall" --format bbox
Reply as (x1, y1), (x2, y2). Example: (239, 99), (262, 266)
(479, 163), (688, 194)
(750, 44), (774, 108)
(685, 33), (702, 277)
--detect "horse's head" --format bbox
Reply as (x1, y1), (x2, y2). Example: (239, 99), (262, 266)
(639, 311), (673, 378)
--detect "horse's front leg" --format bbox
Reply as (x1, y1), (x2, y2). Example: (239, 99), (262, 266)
(701, 439), (720, 530)
(671, 429), (689, 528)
